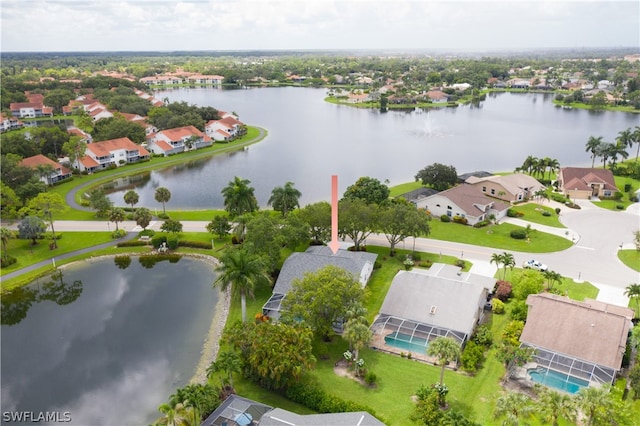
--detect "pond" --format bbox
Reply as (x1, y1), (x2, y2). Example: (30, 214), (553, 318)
(0, 256), (219, 425)
(104, 87), (639, 210)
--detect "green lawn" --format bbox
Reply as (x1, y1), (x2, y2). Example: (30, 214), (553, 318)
(389, 181), (423, 197)
(618, 249), (640, 273)
(428, 220), (573, 253)
(507, 203), (565, 228)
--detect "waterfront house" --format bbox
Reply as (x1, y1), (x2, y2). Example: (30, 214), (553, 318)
(558, 167), (619, 199)
(147, 125), (212, 156)
(79, 137), (150, 173)
(465, 173), (545, 203)
(19, 154), (72, 185)
(205, 115), (245, 142)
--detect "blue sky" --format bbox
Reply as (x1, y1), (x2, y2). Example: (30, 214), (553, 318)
(1, 0), (638, 52)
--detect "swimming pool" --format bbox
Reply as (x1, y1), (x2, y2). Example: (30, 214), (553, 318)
(384, 331), (428, 354)
(528, 367), (589, 394)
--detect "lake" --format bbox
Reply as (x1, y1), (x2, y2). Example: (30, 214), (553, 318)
(0, 257), (219, 425)
(105, 87), (639, 209)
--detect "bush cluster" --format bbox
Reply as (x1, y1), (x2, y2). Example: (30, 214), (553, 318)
(151, 235), (167, 248)
(473, 220), (490, 228)
(510, 229), (527, 239)
(494, 280), (513, 301)
(452, 215), (468, 225)
(111, 229), (127, 239)
(491, 298), (505, 314)
(440, 215), (451, 222)
(166, 235), (179, 250)
(1, 255), (17, 268)
(285, 378), (384, 422)
(178, 240), (212, 249)
(506, 208), (524, 218)
(460, 340), (484, 373)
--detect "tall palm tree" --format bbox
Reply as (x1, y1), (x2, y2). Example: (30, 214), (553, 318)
(268, 181), (302, 217)
(221, 176), (259, 218)
(536, 386), (577, 426)
(520, 155), (538, 175)
(543, 270), (563, 291)
(501, 252), (515, 280)
(607, 141), (629, 171)
(124, 190), (139, 211)
(213, 249), (271, 322)
(546, 158), (560, 180)
(108, 207), (126, 231)
(494, 392), (534, 426)
(490, 252), (504, 274)
(624, 283), (640, 318)
(631, 125), (640, 163)
(585, 136), (603, 168)
(617, 128), (634, 159)
(426, 337), (461, 386)
(154, 187), (171, 215)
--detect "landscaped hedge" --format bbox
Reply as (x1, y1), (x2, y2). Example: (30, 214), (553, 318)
(440, 215), (451, 222)
(116, 240), (148, 247)
(151, 235), (167, 248)
(473, 220), (490, 228)
(166, 235), (179, 250)
(452, 215), (468, 225)
(178, 240), (212, 249)
(1, 255), (17, 268)
(285, 378), (386, 424)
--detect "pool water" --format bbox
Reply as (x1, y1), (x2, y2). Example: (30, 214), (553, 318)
(384, 332), (428, 354)
(528, 367), (589, 394)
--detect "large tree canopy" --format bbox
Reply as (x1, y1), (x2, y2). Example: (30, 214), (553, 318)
(343, 176), (390, 205)
(221, 176), (259, 218)
(281, 265), (365, 340)
(415, 163), (458, 191)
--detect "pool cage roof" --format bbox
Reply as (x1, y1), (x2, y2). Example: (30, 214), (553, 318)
(521, 343), (616, 386)
(370, 314), (466, 348)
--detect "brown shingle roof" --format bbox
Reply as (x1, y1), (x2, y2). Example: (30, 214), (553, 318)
(520, 293), (633, 370)
(560, 167), (619, 192)
(433, 184), (510, 217)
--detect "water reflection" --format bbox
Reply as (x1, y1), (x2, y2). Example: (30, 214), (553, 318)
(1, 270), (83, 326)
(1, 257), (218, 425)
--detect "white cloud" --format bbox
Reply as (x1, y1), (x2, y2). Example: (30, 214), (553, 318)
(1, 0), (638, 51)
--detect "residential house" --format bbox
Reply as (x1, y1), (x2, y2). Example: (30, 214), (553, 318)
(66, 126), (93, 143)
(146, 125), (212, 156)
(201, 394), (384, 426)
(415, 184), (510, 225)
(346, 92), (371, 103)
(507, 78), (532, 89)
(370, 264), (495, 361)
(262, 246), (378, 321)
(558, 167), (619, 199)
(465, 173), (545, 203)
(9, 102), (54, 118)
(205, 115), (245, 142)
(425, 90), (449, 103)
(0, 112), (23, 132)
(185, 74), (224, 85)
(139, 75), (183, 86)
(79, 137), (150, 173)
(19, 154), (72, 185)
(520, 293), (634, 387)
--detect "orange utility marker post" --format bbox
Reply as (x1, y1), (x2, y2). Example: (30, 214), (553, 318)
(329, 175), (340, 254)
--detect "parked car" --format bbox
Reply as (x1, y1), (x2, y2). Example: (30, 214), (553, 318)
(522, 259), (548, 271)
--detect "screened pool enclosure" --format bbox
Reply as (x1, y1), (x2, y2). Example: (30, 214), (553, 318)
(521, 343), (616, 386)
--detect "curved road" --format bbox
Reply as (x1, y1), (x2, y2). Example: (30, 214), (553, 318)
(3, 198), (639, 306)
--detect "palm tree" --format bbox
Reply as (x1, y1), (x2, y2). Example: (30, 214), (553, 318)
(543, 270), (563, 291)
(213, 249), (271, 322)
(536, 386), (577, 426)
(520, 155), (538, 175)
(108, 207), (126, 231)
(607, 141), (629, 171)
(501, 252), (515, 280)
(617, 128), (634, 158)
(1, 227), (12, 264)
(221, 176), (259, 218)
(154, 187), (171, 215)
(494, 392), (534, 426)
(268, 181), (302, 217)
(342, 313), (372, 374)
(624, 283), (640, 318)
(545, 158), (560, 180)
(426, 337), (461, 386)
(206, 350), (241, 388)
(576, 386), (614, 426)
(585, 136), (603, 168)
(631, 125), (640, 163)
(124, 190), (139, 211)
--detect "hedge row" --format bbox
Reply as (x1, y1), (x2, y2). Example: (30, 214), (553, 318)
(285, 378), (386, 424)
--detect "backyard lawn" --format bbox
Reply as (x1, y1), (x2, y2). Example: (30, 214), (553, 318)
(507, 202), (565, 228)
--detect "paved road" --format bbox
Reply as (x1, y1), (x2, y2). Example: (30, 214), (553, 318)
(3, 199), (638, 306)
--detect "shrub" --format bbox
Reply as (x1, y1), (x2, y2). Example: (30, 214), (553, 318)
(231, 235), (242, 244)
(630, 195), (639, 202)
(178, 240), (212, 249)
(502, 320), (525, 346)
(107, 163), (117, 170)
(510, 229), (527, 239)
(364, 371), (378, 386)
(440, 214), (451, 222)
(507, 208), (518, 217)
(111, 229), (127, 239)
(411, 253), (422, 261)
(472, 325), (493, 347)
(551, 193), (568, 203)
(542, 210), (552, 217)
(616, 204), (624, 210)
(139, 229), (155, 237)
(624, 183), (632, 192)
(454, 259), (465, 268)
(614, 192), (624, 201)
(116, 240), (147, 247)
(373, 261), (382, 269)
(158, 212), (170, 219)
(510, 300), (529, 321)
(1, 255), (17, 268)
(473, 220), (490, 228)
(494, 280), (513, 301)
(460, 340), (485, 373)
(555, 207), (561, 215)
(166, 235), (179, 250)
(151, 235), (167, 249)
(491, 298), (505, 314)
(452, 215), (468, 225)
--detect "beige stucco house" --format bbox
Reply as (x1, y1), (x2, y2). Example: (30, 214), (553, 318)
(558, 167), (619, 199)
